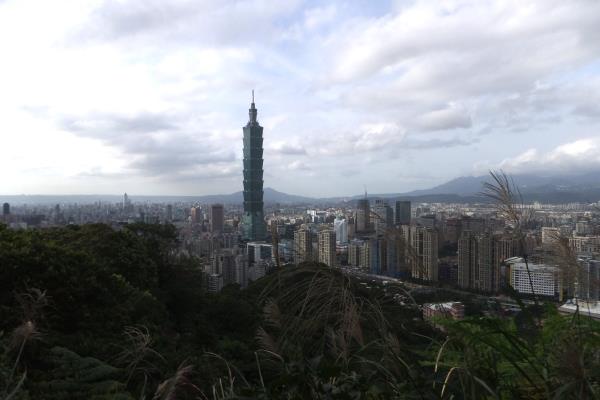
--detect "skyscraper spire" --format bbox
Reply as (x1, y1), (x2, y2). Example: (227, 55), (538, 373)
(248, 90), (258, 124)
(242, 91), (266, 241)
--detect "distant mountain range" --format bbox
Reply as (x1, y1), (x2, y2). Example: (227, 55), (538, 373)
(350, 171), (600, 204)
(404, 171), (600, 197)
(0, 188), (315, 206)
(2, 172), (600, 205)
(180, 187), (316, 204)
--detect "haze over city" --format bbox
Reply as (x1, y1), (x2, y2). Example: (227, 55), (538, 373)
(2, 0), (600, 197)
(4, 1), (600, 399)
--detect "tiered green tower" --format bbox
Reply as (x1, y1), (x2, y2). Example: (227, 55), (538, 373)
(241, 91), (267, 241)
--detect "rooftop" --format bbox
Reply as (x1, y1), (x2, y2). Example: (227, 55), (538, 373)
(559, 300), (600, 320)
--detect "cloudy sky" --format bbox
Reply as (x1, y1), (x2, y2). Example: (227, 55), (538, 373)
(1, 0), (600, 197)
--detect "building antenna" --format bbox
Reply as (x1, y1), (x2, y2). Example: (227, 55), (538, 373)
(252, 89), (254, 103)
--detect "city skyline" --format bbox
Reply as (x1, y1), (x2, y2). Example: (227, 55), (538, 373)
(1, 2), (600, 397)
(1, 0), (600, 197)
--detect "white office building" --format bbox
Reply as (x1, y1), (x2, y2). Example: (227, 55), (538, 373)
(334, 217), (348, 244)
(508, 258), (559, 297)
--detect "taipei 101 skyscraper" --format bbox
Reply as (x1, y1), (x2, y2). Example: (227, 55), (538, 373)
(241, 91), (267, 241)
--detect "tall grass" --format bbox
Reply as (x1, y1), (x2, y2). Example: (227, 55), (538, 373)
(1, 288), (47, 399)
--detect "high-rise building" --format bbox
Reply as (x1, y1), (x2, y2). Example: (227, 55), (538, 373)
(235, 254), (248, 288)
(394, 201), (411, 225)
(210, 250), (236, 286)
(249, 261), (266, 281)
(367, 235), (401, 278)
(294, 226), (313, 264)
(348, 240), (362, 267)
(404, 226), (438, 282)
(458, 231), (477, 289)
(53, 204), (63, 225)
(241, 92), (267, 241)
(166, 204), (173, 222)
(373, 200), (393, 235)
(477, 234), (495, 292)
(369, 237), (385, 275)
(219, 233), (237, 249)
(221, 252), (237, 286)
(2, 202), (9, 216)
(443, 218), (461, 243)
(355, 198), (370, 233)
(209, 203), (224, 233)
(247, 242), (275, 267)
(190, 206), (201, 224)
(318, 229), (336, 267)
(577, 256), (600, 301)
(493, 235), (519, 291)
(461, 216), (486, 234)
(458, 232), (518, 292)
(333, 217), (348, 244)
(385, 236), (400, 278)
(360, 240), (371, 271)
(347, 216), (356, 239)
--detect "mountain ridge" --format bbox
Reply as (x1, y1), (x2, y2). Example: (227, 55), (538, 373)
(2, 171), (599, 204)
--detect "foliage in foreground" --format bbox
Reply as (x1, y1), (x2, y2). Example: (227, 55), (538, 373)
(1, 223), (599, 399)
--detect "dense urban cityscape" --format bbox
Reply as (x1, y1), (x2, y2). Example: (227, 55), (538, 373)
(3, 185), (600, 309)
(2, 0), (600, 398)
(2, 97), (599, 318)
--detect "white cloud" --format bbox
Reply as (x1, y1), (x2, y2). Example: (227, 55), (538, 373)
(353, 122), (405, 152)
(304, 5), (337, 30)
(79, 0), (303, 45)
(1, 0), (600, 196)
(268, 141), (307, 155)
(416, 103), (471, 131)
(314, 123), (406, 157)
(325, 0), (600, 86)
(286, 160), (312, 171)
(319, 0), (600, 140)
(497, 138), (600, 174)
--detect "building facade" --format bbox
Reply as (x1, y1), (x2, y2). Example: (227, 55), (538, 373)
(458, 231), (518, 292)
(209, 203), (224, 233)
(577, 256), (600, 301)
(508, 258), (560, 297)
(334, 217), (348, 244)
(458, 231), (477, 289)
(348, 240), (363, 267)
(241, 93), (267, 241)
(394, 200), (411, 225)
(318, 229), (336, 267)
(294, 226), (313, 264)
(373, 200), (393, 235)
(541, 227), (560, 245)
(355, 198), (370, 233)
(190, 206), (201, 224)
(404, 226), (438, 282)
